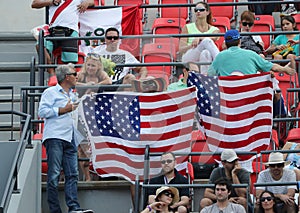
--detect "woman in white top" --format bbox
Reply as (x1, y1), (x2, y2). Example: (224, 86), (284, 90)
(179, 1), (220, 75)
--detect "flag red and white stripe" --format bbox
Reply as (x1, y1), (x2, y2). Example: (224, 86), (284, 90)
(188, 72), (273, 164)
(78, 87), (197, 182)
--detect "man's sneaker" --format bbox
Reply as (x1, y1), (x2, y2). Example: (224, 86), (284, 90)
(70, 209), (94, 213)
(281, 4), (297, 15)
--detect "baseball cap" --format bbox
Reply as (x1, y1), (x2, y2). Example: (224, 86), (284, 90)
(224, 29), (240, 43)
(221, 149), (239, 162)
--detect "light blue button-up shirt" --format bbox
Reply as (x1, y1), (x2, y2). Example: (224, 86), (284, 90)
(38, 84), (78, 143)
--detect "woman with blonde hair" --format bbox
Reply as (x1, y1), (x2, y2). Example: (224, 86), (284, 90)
(76, 53), (112, 181)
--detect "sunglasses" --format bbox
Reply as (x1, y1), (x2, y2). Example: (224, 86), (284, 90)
(269, 163), (284, 168)
(163, 191), (174, 198)
(160, 159), (174, 164)
(242, 22), (254, 27)
(106, 36), (119, 40)
(194, 7), (206, 12)
(66, 72), (77, 77)
(260, 196), (274, 202)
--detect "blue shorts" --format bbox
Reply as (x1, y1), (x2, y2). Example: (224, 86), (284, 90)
(45, 30), (78, 63)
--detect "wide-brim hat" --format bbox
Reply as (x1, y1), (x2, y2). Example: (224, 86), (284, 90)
(264, 152), (290, 165)
(155, 186), (180, 205)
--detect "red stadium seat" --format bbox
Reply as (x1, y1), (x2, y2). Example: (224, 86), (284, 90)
(152, 17), (186, 47)
(292, 14), (300, 30)
(285, 128), (300, 143)
(252, 15), (275, 50)
(157, 0), (192, 22)
(273, 72), (299, 112)
(142, 42), (177, 83)
(207, 0), (238, 22)
(250, 160), (265, 194)
(211, 16), (231, 50)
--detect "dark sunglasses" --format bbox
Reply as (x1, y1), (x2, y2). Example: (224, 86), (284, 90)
(194, 7), (206, 12)
(242, 22), (254, 27)
(260, 196), (274, 202)
(106, 36), (119, 40)
(163, 191), (174, 198)
(160, 159), (173, 164)
(66, 72), (77, 77)
(215, 188), (226, 191)
(269, 163), (284, 168)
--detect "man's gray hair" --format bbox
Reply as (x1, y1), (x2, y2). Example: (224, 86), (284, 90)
(55, 63), (75, 83)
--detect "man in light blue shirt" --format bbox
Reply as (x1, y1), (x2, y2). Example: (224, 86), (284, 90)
(38, 64), (93, 213)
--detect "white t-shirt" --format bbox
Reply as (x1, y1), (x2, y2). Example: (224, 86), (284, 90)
(256, 168), (297, 194)
(49, 0), (82, 32)
(93, 46), (140, 82)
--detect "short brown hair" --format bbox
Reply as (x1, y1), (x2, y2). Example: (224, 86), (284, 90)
(240, 10), (255, 23)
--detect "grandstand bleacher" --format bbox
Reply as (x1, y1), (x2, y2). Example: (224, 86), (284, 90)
(2, 0), (300, 212)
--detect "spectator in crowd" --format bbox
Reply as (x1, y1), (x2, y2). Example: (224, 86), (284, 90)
(167, 62), (200, 91)
(200, 178), (246, 213)
(208, 29), (295, 77)
(147, 152), (190, 213)
(38, 64), (93, 213)
(93, 27), (147, 85)
(76, 53), (112, 181)
(200, 149), (250, 211)
(265, 15), (299, 70)
(141, 186), (180, 213)
(31, 0), (94, 85)
(77, 53), (112, 95)
(257, 190), (278, 213)
(179, 1), (220, 75)
(255, 152), (297, 213)
(281, 142), (300, 180)
(223, 10), (265, 58)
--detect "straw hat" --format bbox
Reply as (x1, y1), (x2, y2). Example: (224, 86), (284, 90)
(264, 152), (290, 165)
(155, 186), (180, 205)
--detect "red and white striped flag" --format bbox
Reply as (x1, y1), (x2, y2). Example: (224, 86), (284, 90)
(78, 87), (197, 182)
(187, 72), (273, 164)
(79, 5), (141, 57)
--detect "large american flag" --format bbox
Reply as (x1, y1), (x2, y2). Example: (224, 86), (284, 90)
(187, 72), (273, 162)
(78, 87), (197, 182)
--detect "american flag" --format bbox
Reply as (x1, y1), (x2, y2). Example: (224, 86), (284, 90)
(78, 87), (197, 181)
(187, 72), (273, 162)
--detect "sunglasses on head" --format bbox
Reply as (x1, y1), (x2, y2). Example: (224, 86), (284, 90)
(161, 159), (173, 164)
(269, 163), (284, 168)
(106, 36), (119, 40)
(260, 196), (274, 202)
(66, 72), (77, 77)
(163, 191), (174, 198)
(242, 22), (254, 27)
(194, 7), (206, 12)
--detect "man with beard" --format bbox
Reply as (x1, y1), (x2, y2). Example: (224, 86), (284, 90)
(146, 152), (190, 213)
(200, 149), (250, 211)
(200, 178), (246, 213)
(255, 152), (297, 213)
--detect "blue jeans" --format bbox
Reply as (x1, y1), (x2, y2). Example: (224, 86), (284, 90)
(44, 138), (80, 213)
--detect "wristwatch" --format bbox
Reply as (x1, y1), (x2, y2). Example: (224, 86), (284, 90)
(53, 0), (59, 6)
